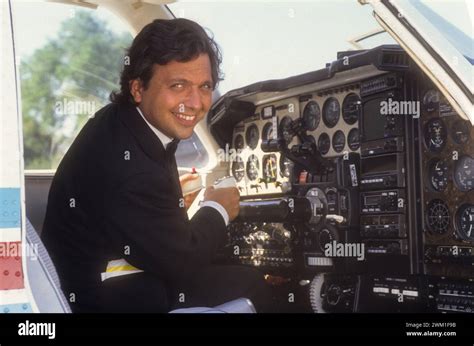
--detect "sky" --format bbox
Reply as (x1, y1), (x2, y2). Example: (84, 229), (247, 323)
(168, 0), (472, 94)
(11, 0), (131, 60)
(10, 0), (473, 95)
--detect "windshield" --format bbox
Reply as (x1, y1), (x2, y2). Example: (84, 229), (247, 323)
(409, 0), (473, 64)
(168, 0), (397, 95)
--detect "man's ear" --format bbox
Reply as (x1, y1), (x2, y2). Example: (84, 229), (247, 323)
(129, 79), (143, 104)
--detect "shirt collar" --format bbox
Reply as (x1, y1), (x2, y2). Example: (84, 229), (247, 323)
(136, 106), (173, 147)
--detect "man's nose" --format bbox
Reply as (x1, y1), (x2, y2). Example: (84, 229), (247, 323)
(184, 87), (203, 111)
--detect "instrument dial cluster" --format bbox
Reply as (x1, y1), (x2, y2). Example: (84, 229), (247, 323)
(421, 87), (474, 249)
(300, 88), (361, 157)
(229, 87), (363, 197)
(230, 97), (300, 197)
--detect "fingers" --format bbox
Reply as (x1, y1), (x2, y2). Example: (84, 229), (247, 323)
(179, 173), (199, 184)
(184, 190), (200, 210)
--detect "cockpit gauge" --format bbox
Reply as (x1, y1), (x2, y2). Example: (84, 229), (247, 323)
(332, 130), (345, 153)
(318, 133), (331, 155)
(245, 124), (259, 150)
(279, 116), (294, 144)
(234, 134), (244, 150)
(451, 120), (470, 145)
(342, 93), (360, 125)
(318, 227), (339, 253)
(302, 101), (321, 131)
(347, 128), (360, 151)
(428, 159), (449, 192)
(262, 154), (278, 182)
(246, 154), (260, 181)
(322, 97), (340, 128)
(262, 122), (275, 141)
(454, 155), (474, 192)
(279, 155), (294, 178)
(231, 156), (245, 182)
(455, 204), (474, 241)
(426, 199), (450, 234)
(424, 118), (447, 152)
(422, 89), (440, 113)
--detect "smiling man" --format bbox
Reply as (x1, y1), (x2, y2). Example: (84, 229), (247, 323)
(41, 19), (269, 313)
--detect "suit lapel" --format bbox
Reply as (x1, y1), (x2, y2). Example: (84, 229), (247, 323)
(117, 103), (185, 215)
(117, 103), (167, 163)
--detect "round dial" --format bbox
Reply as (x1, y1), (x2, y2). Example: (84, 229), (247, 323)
(318, 228), (338, 253)
(326, 284), (342, 306)
(231, 156), (245, 182)
(455, 204), (474, 241)
(279, 116), (293, 144)
(262, 122), (275, 141)
(322, 97), (340, 128)
(234, 134), (244, 150)
(422, 89), (440, 113)
(246, 154), (260, 181)
(426, 199), (450, 234)
(318, 133), (331, 155)
(428, 159), (449, 192)
(451, 120), (470, 145)
(454, 156), (474, 192)
(424, 118), (447, 152)
(245, 124), (259, 150)
(302, 101), (321, 131)
(342, 93), (361, 125)
(347, 128), (360, 151)
(262, 154), (277, 182)
(279, 155), (294, 178)
(332, 130), (346, 153)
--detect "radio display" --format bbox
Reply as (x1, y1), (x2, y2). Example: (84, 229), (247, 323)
(365, 195), (381, 206)
(361, 154), (397, 175)
(362, 98), (388, 141)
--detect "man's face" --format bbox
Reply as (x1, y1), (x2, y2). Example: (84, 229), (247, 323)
(130, 53), (213, 140)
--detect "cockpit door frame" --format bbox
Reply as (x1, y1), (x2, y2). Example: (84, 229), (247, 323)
(360, 0), (473, 125)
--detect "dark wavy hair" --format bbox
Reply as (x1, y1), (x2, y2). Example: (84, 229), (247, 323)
(110, 18), (223, 105)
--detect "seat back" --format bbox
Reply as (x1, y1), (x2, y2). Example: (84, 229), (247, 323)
(25, 218), (71, 313)
(25, 173), (54, 237)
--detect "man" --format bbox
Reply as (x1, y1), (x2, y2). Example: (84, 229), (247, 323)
(42, 18), (269, 312)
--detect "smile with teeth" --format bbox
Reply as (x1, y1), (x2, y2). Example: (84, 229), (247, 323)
(174, 112), (196, 121)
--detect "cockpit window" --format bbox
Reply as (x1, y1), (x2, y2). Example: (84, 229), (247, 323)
(12, 2), (133, 170)
(168, 1), (397, 95)
(176, 132), (209, 168)
(409, 0), (473, 65)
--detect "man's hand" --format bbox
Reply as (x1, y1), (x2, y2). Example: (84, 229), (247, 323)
(203, 186), (240, 221)
(179, 173), (201, 210)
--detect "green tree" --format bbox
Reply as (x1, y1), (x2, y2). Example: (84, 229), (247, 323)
(20, 11), (132, 169)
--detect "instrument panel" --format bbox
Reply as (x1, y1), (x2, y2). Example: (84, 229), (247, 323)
(420, 87), (474, 277)
(230, 88), (362, 197)
(231, 97), (300, 196)
(302, 88), (361, 157)
(210, 45), (474, 313)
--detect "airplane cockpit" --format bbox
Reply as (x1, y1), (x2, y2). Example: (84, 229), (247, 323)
(207, 44), (473, 313)
(0, 0), (472, 320)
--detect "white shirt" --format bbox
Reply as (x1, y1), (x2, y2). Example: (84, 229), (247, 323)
(136, 107), (229, 225)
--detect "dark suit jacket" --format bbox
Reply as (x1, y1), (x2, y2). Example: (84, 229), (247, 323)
(42, 102), (227, 301)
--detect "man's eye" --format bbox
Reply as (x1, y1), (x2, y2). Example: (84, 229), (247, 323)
(201, 84), (212, 91)
(171, 83), (184, 89)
